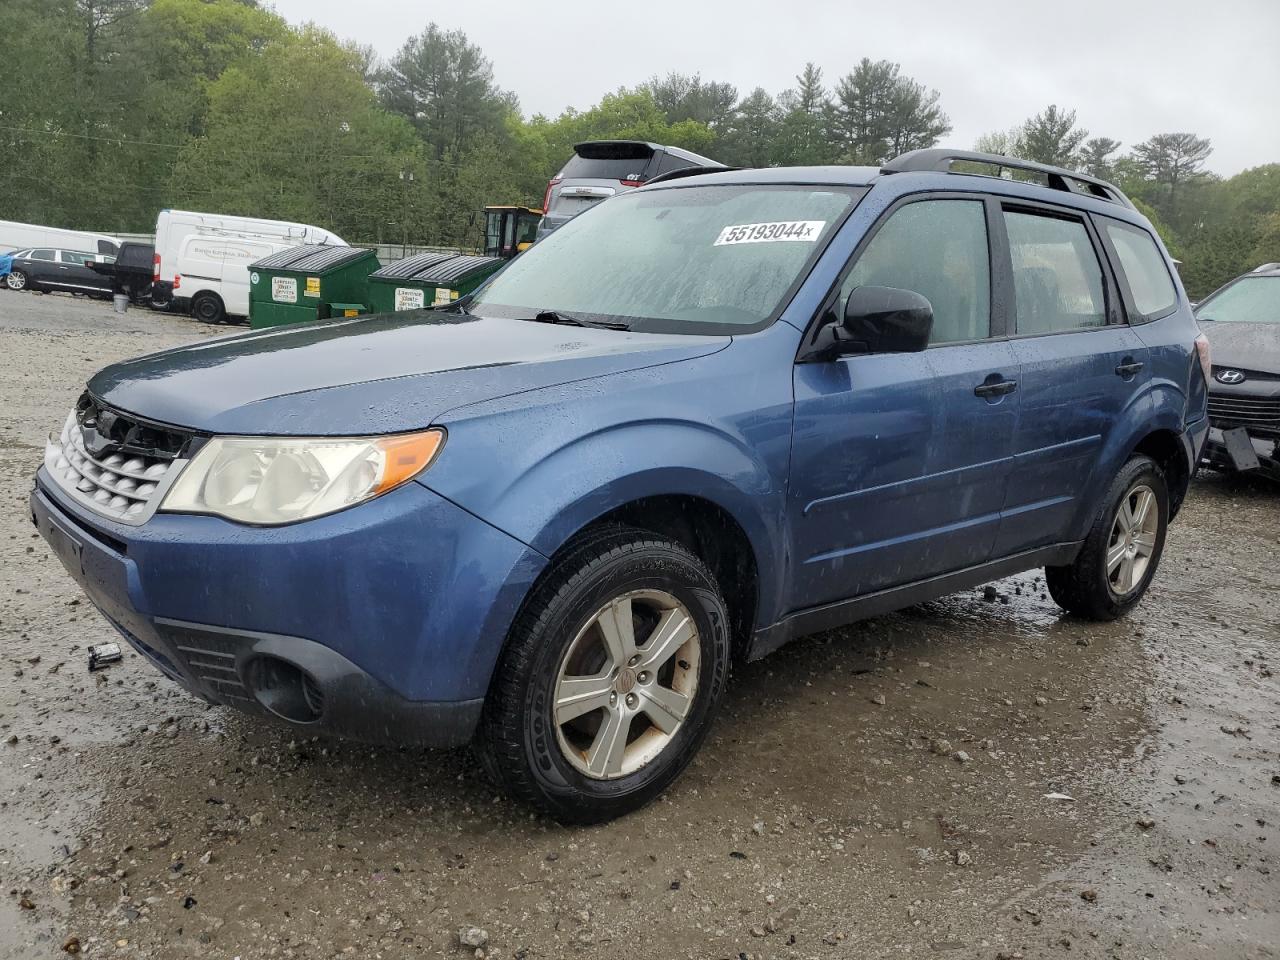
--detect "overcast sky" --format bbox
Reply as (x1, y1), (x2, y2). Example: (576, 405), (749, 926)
(270, 0), (1279, 176)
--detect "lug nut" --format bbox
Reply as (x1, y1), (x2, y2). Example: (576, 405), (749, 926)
(628, 655), (640, 666)
(637, 671), (650, 684)
(625, 693), (638, 709)
(609, 692), (617, 705)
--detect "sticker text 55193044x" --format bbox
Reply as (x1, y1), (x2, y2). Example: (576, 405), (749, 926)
(714, 220), (826, 246)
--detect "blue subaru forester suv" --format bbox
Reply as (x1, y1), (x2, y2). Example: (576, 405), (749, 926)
(32, 150), (1209, 822)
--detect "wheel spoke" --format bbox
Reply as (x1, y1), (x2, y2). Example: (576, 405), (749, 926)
(1106, 540), (1127, 575)
(1132, 531), (1156, 557)
(596, 596), (636, 667)
(1132, 490), (1154, 529)
(555, 674), (614, 725)
(585, 707), (631, 778)
(1119, 554), (1135, 592)
(637, 608), (694, 672)
(638, 684), (691, 735)
(1116, 497), (1135, 534)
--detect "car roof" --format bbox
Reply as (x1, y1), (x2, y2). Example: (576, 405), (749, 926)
(640, 163), (1155, 228)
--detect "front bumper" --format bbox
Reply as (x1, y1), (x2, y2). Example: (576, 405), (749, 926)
(31, 472), (546, 747)
(1202, 426), (1280, 480)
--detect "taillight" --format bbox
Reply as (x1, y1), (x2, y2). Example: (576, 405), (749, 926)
(173, 274), (181, 291)
(619, 178), (646, 188)
(1194, 333), (1211, 382)
(541, 178), (559, 214)
(152, 252), (160, 281)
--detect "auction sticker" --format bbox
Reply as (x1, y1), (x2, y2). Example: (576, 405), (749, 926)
(395, 287), (426, 310)
(714, 220), (825, 246)
(271, 276), (297, 303)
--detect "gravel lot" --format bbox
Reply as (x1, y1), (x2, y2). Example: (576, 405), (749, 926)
(1, 290), (1277, 960)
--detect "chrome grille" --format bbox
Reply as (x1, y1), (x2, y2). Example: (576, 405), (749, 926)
(1207, 393), (1280, 433)
(44, 409), (187, 524)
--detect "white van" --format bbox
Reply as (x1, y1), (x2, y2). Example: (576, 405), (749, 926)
(0, 220), (120, 257)
(153, 210), (346, 322)
(171, 232), (301, 322)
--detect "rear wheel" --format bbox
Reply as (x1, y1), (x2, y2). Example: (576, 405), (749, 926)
(1046, 454), (1168, 620)
(191, 291), (225, 324)
(478, 528), (730, 823)
(6, 270), (29, 291)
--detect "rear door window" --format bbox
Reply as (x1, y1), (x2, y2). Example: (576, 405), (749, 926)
(1103, 220), (1177, 318)
(842, 199), (992, 344)
(1004, 211), (1107, 334)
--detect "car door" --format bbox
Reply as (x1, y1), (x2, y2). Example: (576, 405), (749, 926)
(788, 195), (1019, 611)
(24, 248), (58, 285)
(993, 202), (1151, 556)
(59, 251), (106, 292)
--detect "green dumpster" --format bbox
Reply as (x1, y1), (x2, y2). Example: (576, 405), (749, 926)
(366, 253), (503, 314)
(248, 245), (379, 329)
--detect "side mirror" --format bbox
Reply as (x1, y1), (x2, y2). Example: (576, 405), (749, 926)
(797, 286), (935, 362)
(840, 286), (933, 354)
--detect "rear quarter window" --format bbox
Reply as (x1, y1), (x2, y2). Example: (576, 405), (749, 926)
(1104, 220), (1177, 318)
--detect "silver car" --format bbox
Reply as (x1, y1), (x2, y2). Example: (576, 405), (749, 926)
(537, 140), (721, 239)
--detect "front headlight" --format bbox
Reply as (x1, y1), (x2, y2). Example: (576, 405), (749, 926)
(160, 429), (445, 525)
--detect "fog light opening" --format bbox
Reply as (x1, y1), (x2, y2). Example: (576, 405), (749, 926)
(247, 656), (323, 724)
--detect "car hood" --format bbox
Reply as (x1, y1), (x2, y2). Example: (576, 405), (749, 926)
(88, 311), (729, 435)
(1200, 321), (1280, 375)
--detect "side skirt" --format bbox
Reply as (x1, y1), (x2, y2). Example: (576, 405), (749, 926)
(748, 541), (1083, 661)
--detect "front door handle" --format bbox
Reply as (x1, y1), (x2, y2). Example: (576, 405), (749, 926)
(1115, 359), (1144, 377)
(974, 376), (1018, 398)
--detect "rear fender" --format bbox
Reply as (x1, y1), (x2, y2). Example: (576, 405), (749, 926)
(1069, 380), (1188, 539)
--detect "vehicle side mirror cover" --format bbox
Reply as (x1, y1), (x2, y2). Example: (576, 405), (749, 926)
(840, 285), (933, 354)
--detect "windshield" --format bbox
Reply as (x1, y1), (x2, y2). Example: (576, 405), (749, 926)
(470, 184), (861, 334)
(1196, 276), (1280, 324)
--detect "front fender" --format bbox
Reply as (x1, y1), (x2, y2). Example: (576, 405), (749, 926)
(421, 331), (798, 629)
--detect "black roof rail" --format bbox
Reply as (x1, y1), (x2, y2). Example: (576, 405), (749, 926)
(881, 148), (1135, 209)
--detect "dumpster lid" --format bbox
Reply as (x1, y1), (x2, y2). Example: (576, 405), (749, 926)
(250, 244), (373, 272)
(370, 252), (459, 281)
(411, 254), (503, 284)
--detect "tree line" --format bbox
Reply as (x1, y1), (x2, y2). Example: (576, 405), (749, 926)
(2, 0), (1276, 297)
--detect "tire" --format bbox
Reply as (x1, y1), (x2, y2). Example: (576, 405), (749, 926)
(6, 270), (29, 291)
(477, 527), (731, 824)
(1046, 454), (1169, 621)
(191, 292), (225, 324)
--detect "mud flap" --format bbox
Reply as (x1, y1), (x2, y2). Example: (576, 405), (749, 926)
(1223, 427), (1261, 472)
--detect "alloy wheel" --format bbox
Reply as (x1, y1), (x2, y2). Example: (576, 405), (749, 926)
(1106, 483), (1158, 595)
(6, 272), (26, 291)
(552, 589), (700, 780)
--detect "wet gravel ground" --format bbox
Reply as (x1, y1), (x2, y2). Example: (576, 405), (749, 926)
(1, 290), (1277, 960)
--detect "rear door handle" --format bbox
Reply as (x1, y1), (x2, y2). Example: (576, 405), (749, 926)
(1115, 359), (1144, 377)
(974, 377), (1018, 398)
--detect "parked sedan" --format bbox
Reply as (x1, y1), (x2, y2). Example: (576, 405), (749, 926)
(6, 247), (114, 296)
(1196, 263), (1280, 481)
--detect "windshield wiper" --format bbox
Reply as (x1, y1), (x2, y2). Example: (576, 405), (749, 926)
(525, 310), (630, 331)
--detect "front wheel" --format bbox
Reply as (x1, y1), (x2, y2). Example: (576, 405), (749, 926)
(1046, 454), (1169, 621)
(478, 528), (730, 823)
(6, 270), (29, 291)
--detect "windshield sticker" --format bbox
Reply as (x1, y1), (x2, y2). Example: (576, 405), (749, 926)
(714, 220), (826, 246)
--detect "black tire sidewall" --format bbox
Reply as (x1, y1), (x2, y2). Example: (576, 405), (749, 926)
(512, 542), (730, 819)
(1088, 457), (1169, 615)
(193, 294), (223, 323)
